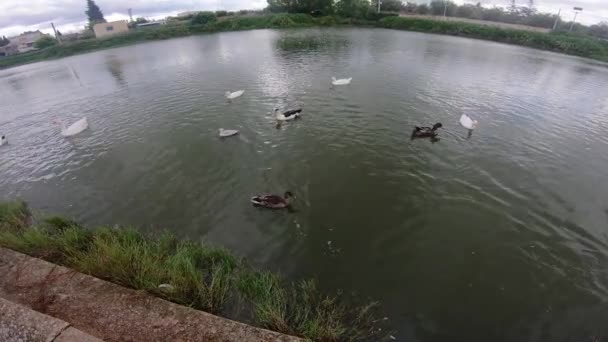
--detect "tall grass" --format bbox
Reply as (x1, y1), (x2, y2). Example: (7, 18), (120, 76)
(0, 201), (390, 341)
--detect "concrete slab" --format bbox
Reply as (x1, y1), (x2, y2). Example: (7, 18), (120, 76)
(54, 327), (104, 342)
(0, 247), (301, 342)
(0, 297), (68, 342)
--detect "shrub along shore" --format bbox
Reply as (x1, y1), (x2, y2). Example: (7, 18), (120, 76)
(1, 13), (607, 70)
(0, 200), (390, 341)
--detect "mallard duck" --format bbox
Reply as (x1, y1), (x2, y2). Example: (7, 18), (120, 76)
(459, 114), (478, 130)
(412, 123), (442, 138)
(219, 128), (239, 137)
(0, 135), (6, 146)
(225, 90), (244, 100)
(275, 108), (302, 121)
(53, 117), (89, 137)
(331, 77), (352, 86)
(251, 191), (294, 209)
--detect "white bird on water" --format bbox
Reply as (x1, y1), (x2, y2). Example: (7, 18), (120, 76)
(459, 114), (478, 130)
(219, 128), (239, 137)
(331, 77), (352, 86)
(225, 90), (244, 100)
(54, 117), (89, 137)
(0, 135), (7, 146)
(275, 108), (302, 121)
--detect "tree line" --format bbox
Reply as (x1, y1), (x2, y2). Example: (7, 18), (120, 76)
(266, 0), (608, 40)
(404, 1), (608, 38)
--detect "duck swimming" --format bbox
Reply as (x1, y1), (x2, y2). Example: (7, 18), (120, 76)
(225, 90), (244, 100)
(251, 191), (294, 209)
(459, 114), (478, 130)
(412, 123), (442, 138)
(54, 117), (89, 137)
(0, 135), (6, 146)
(218, 128), (239, 137)
(331, 77), (352, 86)
(275, 108), (302, 121)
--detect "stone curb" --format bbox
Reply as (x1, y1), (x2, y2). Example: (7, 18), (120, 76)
(0, 247), (302, 342)
(0, 297), (103, 342)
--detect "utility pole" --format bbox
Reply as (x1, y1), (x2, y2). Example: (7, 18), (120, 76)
(377, 0), (382, 13)
(569, 7), (583, 33)
(51, 22), (62, 44)
(128, 8), (133, 22)
(552, 8), (561, 31)
(443, 0), (448, 18)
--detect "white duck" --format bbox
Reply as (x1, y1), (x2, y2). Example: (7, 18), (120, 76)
(0, 135), (7, 146)
(219, 128), (239, 137)
(459, 114), (478, 130)
(55, 117), (89, 137)
(331, 77), (352, 86)
(275, 108), (302, 121)
(225, 90), (244, 100)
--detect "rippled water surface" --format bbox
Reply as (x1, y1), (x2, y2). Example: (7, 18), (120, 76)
(2, 28), (608, 341)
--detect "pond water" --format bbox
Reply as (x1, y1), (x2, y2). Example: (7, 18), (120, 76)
(1, 28), (608, 341)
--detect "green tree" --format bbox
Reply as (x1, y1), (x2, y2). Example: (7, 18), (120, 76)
(508, 0), (517, 13)
(34, 36), (58, 49)
(266, 0), (334, 14)
(456, 4), (483, 19)
(416, 3), (429, 14)
(481, 7), (505, 21)
(135, 17), (149, 23)
(429, 1), (457, 16)
(191, 12), (217, 25)
(372, 0), (402, 12)
(336, 0), (370, 18)
(85, 0), (106, 27)
(0, 36), (10, 47)
(403, 2), (417, 13)
(589, 22), (608, 39)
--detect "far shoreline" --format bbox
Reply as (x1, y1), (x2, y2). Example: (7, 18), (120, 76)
(1, 13), (608, 70)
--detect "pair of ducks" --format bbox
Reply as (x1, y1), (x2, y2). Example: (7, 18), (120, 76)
(219, 108), (303, 138)
(412, 114), (478, 140)
(225, 76), (351, 101)
(254, 114), (478, 209)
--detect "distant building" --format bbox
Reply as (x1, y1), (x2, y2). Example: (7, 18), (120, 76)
(0, 30), (48, 56)
(93, 20), (129, 38)
(0, 44), (19, 57)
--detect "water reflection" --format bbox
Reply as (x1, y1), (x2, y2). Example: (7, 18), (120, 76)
(105, 55), (126, 86)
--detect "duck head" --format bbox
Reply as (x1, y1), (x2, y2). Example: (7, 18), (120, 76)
(284, 191), (294, 203)
(432, 123), (443, 131)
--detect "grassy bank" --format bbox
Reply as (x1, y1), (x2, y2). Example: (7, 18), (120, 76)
(0, 200), (389, 341)
(2, 13), (607, 70)
(379, 16), (608, 63)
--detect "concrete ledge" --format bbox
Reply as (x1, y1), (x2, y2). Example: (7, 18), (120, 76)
(0, 297), (68, 342)
(54, 327), (104, 342)
(0, 297), (103, 342)
(0, 248), (301, 342)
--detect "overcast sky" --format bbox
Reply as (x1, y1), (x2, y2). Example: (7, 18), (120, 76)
(1, 0), (606, 37)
